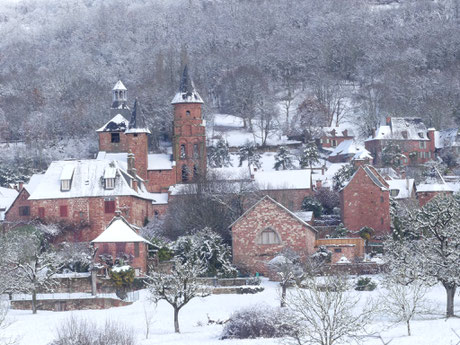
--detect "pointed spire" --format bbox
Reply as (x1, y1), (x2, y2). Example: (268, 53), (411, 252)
(179, 65), (194, 94)
(171, 65), (204, 104)
(126, 98), (150, 134)
(113, 80), (127, 91)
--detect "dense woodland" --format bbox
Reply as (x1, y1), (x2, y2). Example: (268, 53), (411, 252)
(0, 0), (459, 171)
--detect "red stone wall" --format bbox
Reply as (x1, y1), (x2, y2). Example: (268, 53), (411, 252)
(231, 198), (317, 275)
(365, 138), (435, 167)
(126, 133), (149, 180)
(147, 168), (177, 192)
(340, 168), (391, 238)
(4, 188), (32, 223)
(416, 191), (453, 207)
(320, 134), (353, 148)
(98, 132), (128, 153)
(172, 103), (207, 182)
(315, 238), (365, 263)
(94, 241), (149, 274)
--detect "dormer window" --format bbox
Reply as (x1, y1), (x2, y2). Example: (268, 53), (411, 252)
(60, 165), (74, 192)
(111, 133), (120, 143)
(105, 178), (115, 189)
(104, 166), (117, 190)
(61, 180), (71, 191)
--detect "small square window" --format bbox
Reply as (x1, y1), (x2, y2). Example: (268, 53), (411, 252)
(334, 248), (342, 253)
(19, 206), (30, 216)
(104, 200), (116, 214)
(111, 133), (120, 143)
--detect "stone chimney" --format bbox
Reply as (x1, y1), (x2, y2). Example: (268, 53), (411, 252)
(386, 116), (391, 126)
(127, 151), (135, 177)
(17, 181), (24, 191)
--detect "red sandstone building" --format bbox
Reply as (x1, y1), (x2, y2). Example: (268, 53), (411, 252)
(365, 117), (436, 166)
(340, 164), (391, 239)
(320, 126), (354, 148)
(230, 196), (318, 275)
(6, 67), (207, 245)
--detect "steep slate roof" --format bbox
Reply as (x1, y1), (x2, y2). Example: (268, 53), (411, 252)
(126, 99), (151, 134)
(367, 117), (431, 141)
(96, 114), (129, 132)
(229, 195), (317, 232)
(171, 65), (204, 104)
(91, 215), (152, 244)
(435, 128), (460, 149)
(28, 159), (166, 203)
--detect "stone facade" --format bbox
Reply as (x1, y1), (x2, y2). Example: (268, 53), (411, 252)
(320, 128), (354, 148)
(98, 131), (128, 153)
(315, 238), (365, 264)
(262, 189), (311, 211)
(173, 102), (207, 182)
(126, 132), (149, 180)
(147, 169), (177, 193)
(231, 196), (317, 275)
(340, 165), (391, 238)
(4, 188), (32, 224)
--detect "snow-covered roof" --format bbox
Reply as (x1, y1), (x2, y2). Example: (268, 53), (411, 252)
(208, 166), (251, 180)
(28, 159), (161, 201)
(368, 117), (431, 141)
(416, 182), (454, 193)
(96, 114), (129, 132)
(254, 169), (311, 190)
(171, 91), (204, 104)
(387, 178), (415, 199)
(294, 211), (314, 222)
(91, 216), (151, 244)
(352, 150), (373, 161)
(343, 165), (388, 191)
(321, 125), (354, 138)
(0, 186), (18, 220)
(96, 152), (127, 169)
(229, 195), (317, 232)
(435, 128), (459, 149)
(112, 80), (127, 91)
(329, 140), (367, 157)
(60, 164), (75, 180)
(147, 154), (175, 170)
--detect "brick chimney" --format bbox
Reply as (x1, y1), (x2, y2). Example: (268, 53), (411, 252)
(427, 127), (436, 153)
(386, 116), (391, 126)
(127, 151), (135, 177)
(17, 181), (24, 191)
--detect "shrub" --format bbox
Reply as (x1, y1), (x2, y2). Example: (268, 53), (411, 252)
(50, 316), (136, 345)
(221, 305), (294, 339)
(301, 197), (323, 218)
(355, 277), (377, 291)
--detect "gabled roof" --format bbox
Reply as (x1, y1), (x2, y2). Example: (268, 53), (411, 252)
(96, 114), (129, 132)
(91, 215), (152, 244)
(112, 80), (127, 91)
(343, 165), (389, 191)
(329, 140), (367, 157)
(229, 195), (317, 233)
(0, 186), (18, 212)
(171, 65), (204, 104)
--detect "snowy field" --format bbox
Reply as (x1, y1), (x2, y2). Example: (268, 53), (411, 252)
(3, 277), (460, 345)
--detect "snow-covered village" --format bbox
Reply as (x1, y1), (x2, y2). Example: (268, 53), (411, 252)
(1, 0), (460, 344)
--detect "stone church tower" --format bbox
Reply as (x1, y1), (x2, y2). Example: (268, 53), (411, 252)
(126, 99), (150, 180)
(172, 66), (206, 182)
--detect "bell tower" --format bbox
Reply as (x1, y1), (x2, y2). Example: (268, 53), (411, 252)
(111, 80), (130, 118)
(172, 66), (206, 183)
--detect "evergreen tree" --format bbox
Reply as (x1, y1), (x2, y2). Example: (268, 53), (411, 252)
(274, 146), (294, 170)
(332, 163), (356, 191)
(382, 142), (406, 168)
(299, 141), (320, 169)
(238, 141), (261, 168)
(334, 223), (348, 238)
(208, 139), (231, 168)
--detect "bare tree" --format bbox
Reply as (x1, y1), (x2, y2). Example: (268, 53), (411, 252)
(147, 257), (211, 333)
(286, 275), (374, 345)
(380, 280), (432, 336)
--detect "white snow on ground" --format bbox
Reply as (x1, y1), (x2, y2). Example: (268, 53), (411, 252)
(4, 277), (460, 345)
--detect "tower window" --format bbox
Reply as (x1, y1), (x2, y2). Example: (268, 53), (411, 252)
(180, 144), (186, 159)
(181, 165), (189, 182)
(193, 144), (199, 158)
(186, 110), (191, 117)
(111, 133), (120, 143)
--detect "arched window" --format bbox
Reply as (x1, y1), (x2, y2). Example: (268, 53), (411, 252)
(257, 228), (281, 245)
(186, 110), (191, 117)
(193, 144), (199, 158)
(180, 144), (186, 159)
(181, 165), (189, 182)
(154, 210), (159, 219)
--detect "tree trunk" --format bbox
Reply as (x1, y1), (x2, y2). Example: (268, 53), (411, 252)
(281, 285), (287, 308)
(91, 269), (97, 296)
(444, 283), (456, 318)
(174, 307), (180, 333)
(406, 320), (411, 336)
(32, 288), (37, 314)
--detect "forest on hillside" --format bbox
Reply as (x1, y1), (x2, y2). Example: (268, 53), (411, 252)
(0, 0), (459, 174)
